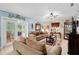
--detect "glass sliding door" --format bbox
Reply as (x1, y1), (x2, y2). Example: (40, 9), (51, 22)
(1, 17), (18, 48)
(6, 21), (16, 43)
(5, 18), (18, 45)
(0, 17), (28, 48)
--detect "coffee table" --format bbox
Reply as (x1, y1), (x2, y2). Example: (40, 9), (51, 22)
(39, 37), (56, 46)
(46, 35), (57, 46)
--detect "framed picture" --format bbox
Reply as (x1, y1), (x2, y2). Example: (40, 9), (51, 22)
(35, 22), (41, 31)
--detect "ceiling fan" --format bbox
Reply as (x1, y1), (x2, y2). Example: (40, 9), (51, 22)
(50, 12), (59, 18)
(46, 10), (60, 20)
(70, 3), (74, 7)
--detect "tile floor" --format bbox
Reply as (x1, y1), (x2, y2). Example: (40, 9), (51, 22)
(0, 44), (19, 55)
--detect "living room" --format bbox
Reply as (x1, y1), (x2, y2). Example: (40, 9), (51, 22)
(0, 3), (79, 55)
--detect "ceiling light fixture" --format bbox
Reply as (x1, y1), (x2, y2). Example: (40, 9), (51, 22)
(45, 8), (61, 20)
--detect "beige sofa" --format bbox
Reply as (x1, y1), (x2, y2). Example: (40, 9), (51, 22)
(13, 41), (43, 55)
(13, 37), (62, 55)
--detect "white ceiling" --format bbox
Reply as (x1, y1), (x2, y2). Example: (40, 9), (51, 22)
(0, 3), (79, 19)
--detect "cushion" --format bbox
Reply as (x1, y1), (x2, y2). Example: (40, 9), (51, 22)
(45, 44), (62, 55)
(18, 36), (26, 44)
(26, 38), (46, 54)
(28, 36), (37, 41)
(29, 34), (36, 37)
